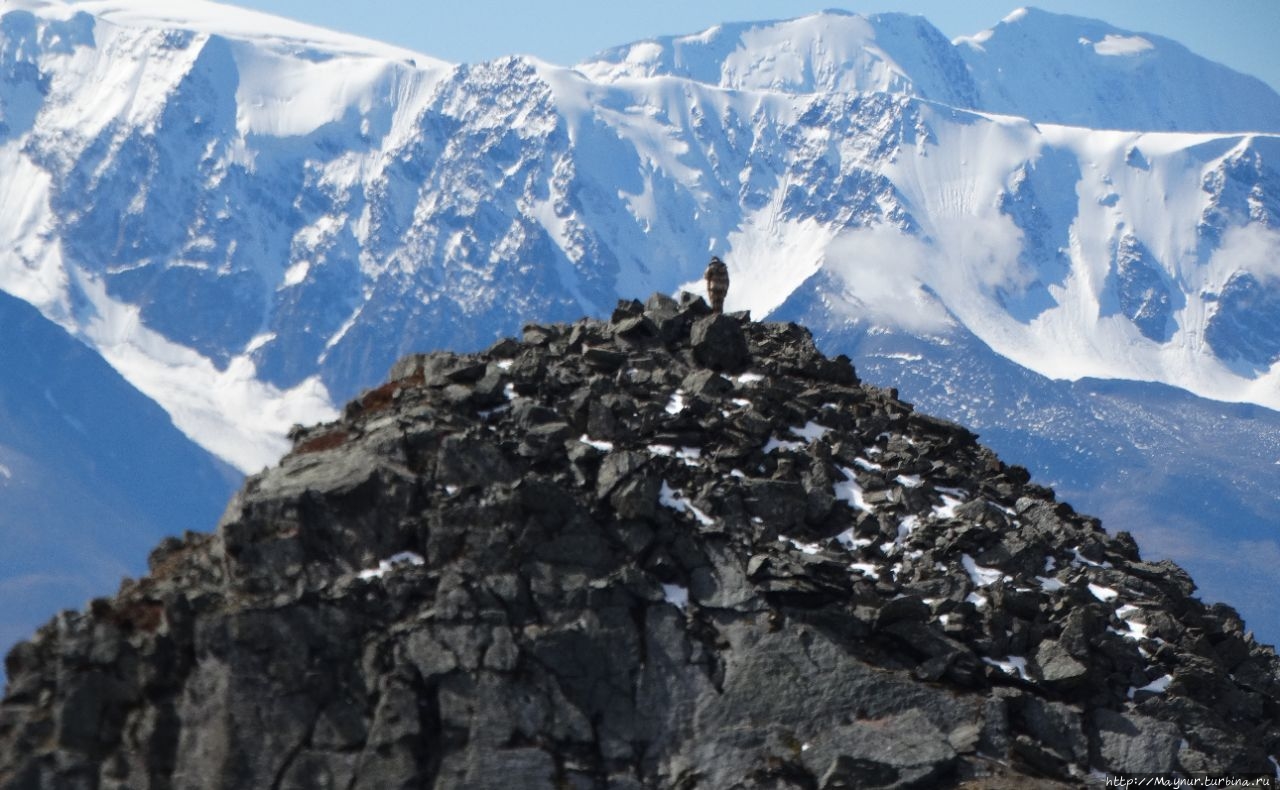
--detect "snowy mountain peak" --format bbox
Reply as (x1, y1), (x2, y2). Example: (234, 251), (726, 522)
(582, 6), (1280, 134)
(6, 0), (450, 65)
(578, 10), (975, 106)
(956, 7), (1280, 132)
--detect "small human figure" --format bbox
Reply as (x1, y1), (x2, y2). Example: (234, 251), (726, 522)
(705, 256), (729, 313)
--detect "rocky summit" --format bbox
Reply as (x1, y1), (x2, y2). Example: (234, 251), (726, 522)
(2, 294), (1278, 789)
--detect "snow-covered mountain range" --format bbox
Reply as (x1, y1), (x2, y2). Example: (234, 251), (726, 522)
(1, 1), (1278, 653)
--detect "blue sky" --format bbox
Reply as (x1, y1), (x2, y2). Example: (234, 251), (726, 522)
(233, 1), (1280, 91)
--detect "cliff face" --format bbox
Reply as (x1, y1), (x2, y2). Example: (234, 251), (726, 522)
(2, 295), (1278, 789)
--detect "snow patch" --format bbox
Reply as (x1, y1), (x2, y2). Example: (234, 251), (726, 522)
(788, 421), (831, 442)
(834, 528), (873, 551)
(763, 437), (804, 454)
(962, 554), (1003, 587)
(1127, 674), (1173, 699)
(1071, 547), (1111, 569)
(662, 583), (689, 611)
(579, 435), (614, 452)
(897, 515), (919, 543)
(983, 655), (1030, 681)
(1092, 35), (1155, 56)
(780, 536), (823, 555)
(850, 562), (880, 580)
(358, 550), (425, 581)
(933, 491), (966, 519)
(1088, 583), (1119, 602)
(1115, 604), (1150, 640)
(658, 480), (715, 525)
(649, 444), (701, 466)
(245, 332), (276, 353)
(834, 467), (871, 510)
(664, 389), (686, 415)
(1035, 576), (1064, 592)
(281, 259), (310, 288)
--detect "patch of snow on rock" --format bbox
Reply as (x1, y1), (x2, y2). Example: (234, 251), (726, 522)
(662, 583), (689, 610)
(962, 554), (1003, 587)
(1127, 674), (1173, 699)
(764, 437), (804, 454)
(788, 421), (830, 442)
(982, 655), (1030, 681)
(358, 551), (425, 581)
(850, 563), (880, 580)
(579, 435), (614, 452)
(834, 528), (873, 551)
(780, 536), (823, 555)
(1088, 583), (1119, 602)
(1092, 34), (1155, 56)
(834, 467), (871, 511)
(658, 480), (715, 526)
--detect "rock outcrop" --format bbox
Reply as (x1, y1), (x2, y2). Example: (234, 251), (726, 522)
(3, 294), (1279, 788)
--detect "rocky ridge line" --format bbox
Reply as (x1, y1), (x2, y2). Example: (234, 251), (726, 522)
(2, 294), (1278, 788)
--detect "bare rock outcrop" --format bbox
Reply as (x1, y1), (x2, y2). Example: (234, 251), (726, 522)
(3, 294), (1278, 788)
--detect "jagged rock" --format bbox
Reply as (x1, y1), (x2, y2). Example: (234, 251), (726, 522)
(3, 294), (1280, 788)
(1016, 695), (1089, 766)
(689, 312), (750, 371)
(1093, 709), (1182, 774)
(1036, 640), (1090, 688)
(811, 710), (958, 788)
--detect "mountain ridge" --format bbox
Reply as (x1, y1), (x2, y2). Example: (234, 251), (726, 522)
(5, 0), (445, 64)
(581, 7), (1280, 133)
(4, 2), (1279, 461)
(3, 297), (1278, 787)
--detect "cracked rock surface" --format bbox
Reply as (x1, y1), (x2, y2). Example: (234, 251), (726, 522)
(3, 293), (1279, 789)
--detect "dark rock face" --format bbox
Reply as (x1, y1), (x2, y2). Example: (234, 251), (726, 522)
(1205, 271), (1280, 370)
(1108, 235), (1176, 342)
(3, 296), (1279, 788)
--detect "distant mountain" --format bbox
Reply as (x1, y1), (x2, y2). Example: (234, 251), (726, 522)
(583, 7), (1280, 133)
(579, 10), (982, 110)
(0, 290), (236, 680)
(955, 7), (1280, 133)
(0, 1), (1278, 655)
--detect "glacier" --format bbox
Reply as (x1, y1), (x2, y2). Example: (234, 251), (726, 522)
(0, 1), (1279, 655)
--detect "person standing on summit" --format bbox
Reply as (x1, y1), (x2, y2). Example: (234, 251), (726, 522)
(705, 256), (729, 313)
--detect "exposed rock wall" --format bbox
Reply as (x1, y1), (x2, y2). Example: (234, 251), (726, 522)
(2, 295), (1278, 788)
